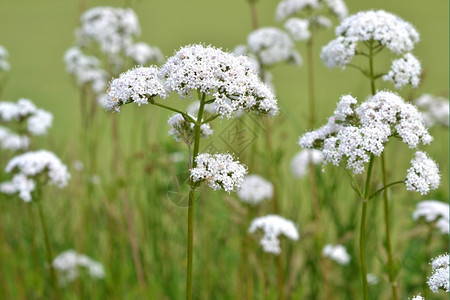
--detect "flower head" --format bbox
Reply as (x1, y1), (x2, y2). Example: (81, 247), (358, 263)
(1, 150), (71, 202)
(168, 113), (213, 144)
(406, 151), (440, 195)
(0, 45), (10, 72)
(322, 244), (351, 265)
(290, 149), (322, 178)
(415, 94), (449, 127)
(410, 294), (424, 300)
(125, 42), (164, 65)
(190, 153), (247, 193)
(0, 127), (30, 151)
(284, 18), (311, 41)
(52, 250), (105, 285)
(427, 253), (449, 293)
(159, 44), (278, 118)
(249, 214), (299, 255)
(105, 66), (168, 111)
(413, 200), (449, 234)
(237, 174), (274, 205)
(383, 53), (421, 89)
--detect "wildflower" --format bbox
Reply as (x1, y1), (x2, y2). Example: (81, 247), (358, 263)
(52, 250), (105, 285)
(0, 127), (30, 151)
(125, 42), (164, 65)
(190, 153), (247, 193)
(322, 244), (350, 265)
(237, 174), (274, 205)
(105, 66), (168, 112)
(383, 53), (421, 89)
(284, 18), (311, 41)
(159, 44), (278, 118)
(168, 113), (213, 144)
(414, 94), (449, 127)
(427, 253), (449, 293)
(0, 98), (37, 122)
(0, 45), (10, 72)
(413, 200), (449, 234)
(27, 109), (53, 136)
(299, 91), (434, 175)
(248, 214), (299, 255)
(367, 274), (379, 285)
(1, 150), (70, 202)
(320, 36), (357, 69)
(406, 152), (440, 195)
(410, 294), (424, 300)
(275, 0), (347, 22)
(290, 149), (322, 178)
(247, 27), (300, 66)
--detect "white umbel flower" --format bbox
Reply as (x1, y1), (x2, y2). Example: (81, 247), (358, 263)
(1, 150), (71, 202)
(413, 200), (449, 234)
(190, 153), (247, 193)
(415, 94), (449, 127)
(249, 214), (299, 255)
(0, 127), (30, 151)
(0, 45), (10, 72)
(320, 36), (357, 69)
(383, 53), (421, 89)
(0, 98), (37, 122)
(167, 113), (213, 144)
(27, 109), (53, 136)
(290, 149), (322, 178)
(284, 18), (311, 41)
(77, 7), (140, 55)
(322, 244), (351, 265)
(275, 0), (320, 22)
(126, 42), (163, 65)
(237, 174), (274, 205)
(427, 253), (449, 293)
(52, 249), (105, 285)
(410, 294), (424, 300)
(299, 92), (434, 174)
(159, 44), (278, 118)
(105, 66), (168, 111)
(406, 151), (440, 195)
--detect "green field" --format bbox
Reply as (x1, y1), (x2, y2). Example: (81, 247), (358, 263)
(0, 0), (448, 299)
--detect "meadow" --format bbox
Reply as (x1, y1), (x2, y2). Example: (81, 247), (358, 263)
(0, 0), (448, 299)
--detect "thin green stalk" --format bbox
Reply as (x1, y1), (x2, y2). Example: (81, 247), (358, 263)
(368, 41), (376, 95)
(360, 155), (375, 300)
(36, 190), (60, 299)
(186, 92), (206, 300)
(422, 223), (433, 299)
(306, 34), (315, 130)
(248, 0), (259, 30)
(381, 153), (399, 300)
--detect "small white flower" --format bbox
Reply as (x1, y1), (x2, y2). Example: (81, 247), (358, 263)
(383, 53), (421, 89)
(52, 249), (105, 285)
(237, 174), (273, 205)
(323, 0), (348, 20)
(320, 36), (357, 69)
(190, 153), (247, 193)
(249, 214), (299, 255)
(367, 274), (379, 285)
(415, 94), (449, 127)
(1, 150), (71, 202)
(410, 294), (424, 300)
(275, 0), (321, 22)
(126, 42), (163, 65)
(0, 45), (10, 72)
(0, 127), (30, 151)
(427, 253), (449, 293)
(290, 149), (322, 178)
(167, 113), (213, 144)
(0, 98), (37, 122)
(406, 151), (440, 195)
(284, 18), (311, 41)
(27, 109), (53, 136)
(322, 244), (351, 265)
(413, 200), (449, 234)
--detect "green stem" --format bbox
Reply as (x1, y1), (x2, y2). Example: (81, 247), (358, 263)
(186, 92), (205, 300)
(422, 224), (433, 299)
(36, 191), (60, 299)
(368, 180), (405, 200)
(381, 153), (399, 300)
(368, 41), (376, 95)
(360, 155), (375, 300)
(152, 101), (196, 123)
(306, 34), (315, 129)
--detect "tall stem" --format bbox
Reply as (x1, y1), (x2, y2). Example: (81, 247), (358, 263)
(360, 155), (375, 300)
(186, 93), (205, 300)
(306, 35), (315, 130)
(381, 153), (398, 300)
(248, 0), (259, 30)
(36, 192), (60, 299)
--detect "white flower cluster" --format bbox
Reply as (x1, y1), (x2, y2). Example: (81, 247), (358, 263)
(415, 94), (449, 127)
(406, 151), (440, 195)
(321, 10), (420, 79)
(413, 200), (449, 234)
(125, 42), (164, 65)
(105, 66), (167, 112)
(76, 7), (140, 55)
(284, 18), (311, 41)
(427, 253), (449, 293)
(0, 127), (29, 151)
(52, 250), (105, 285)
(167, 113), (213, 144)
(237, 174), (274, 205)
(275, 0), (347, 22)
(248, 214), (299, 255)
(299, 91), (434, 175)
(247, 27), (301, 66)
(0, 150), (70, 202)
(290, 149), (323, 178)
(106, 44), (278, 118)
(190, 153), (247, 193)
(0, 45), (10, 72)
(322, 244), (351, 265)
(64, 47), (108, 94)
(410, 294), (424, 300)
(383, 53), (421, 89)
